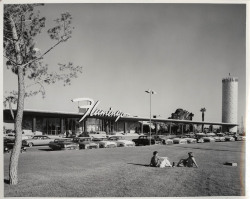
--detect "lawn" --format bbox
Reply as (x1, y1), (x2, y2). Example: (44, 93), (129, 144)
(4, 141), (245, 197)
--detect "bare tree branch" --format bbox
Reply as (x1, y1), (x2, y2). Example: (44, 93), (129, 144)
(21, 39), (65, 67)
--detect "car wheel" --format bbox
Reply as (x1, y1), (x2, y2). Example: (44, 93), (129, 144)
(28, 143), (33, 147)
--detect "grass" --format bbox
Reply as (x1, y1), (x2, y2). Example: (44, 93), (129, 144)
(4, 141), (245, 197)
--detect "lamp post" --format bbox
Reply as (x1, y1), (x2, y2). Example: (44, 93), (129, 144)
(145, 89), (156, 145)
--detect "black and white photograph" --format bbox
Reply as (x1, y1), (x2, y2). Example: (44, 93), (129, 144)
(2, 1), (248, 197)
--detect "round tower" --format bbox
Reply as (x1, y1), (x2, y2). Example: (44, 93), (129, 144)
(222, 75), (238, 132)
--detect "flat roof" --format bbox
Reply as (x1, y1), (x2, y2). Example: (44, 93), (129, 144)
(121, 116), (238, 126)
(3, 109), (238, 126)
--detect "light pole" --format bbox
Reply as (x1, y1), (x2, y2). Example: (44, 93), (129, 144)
(145, 89), (156, 145)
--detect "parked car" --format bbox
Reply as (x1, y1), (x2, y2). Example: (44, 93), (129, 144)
(165, 139), (174, 145)
(152, 135), (169, 144)
(235, 136), (246, 141)
(73, 137), (99, 149)
(49, 138), (79, 150)
(214, 133), (226, 142)
(195, 133), (206, 143)
(108, 136), (135, 147)
(99, 140), (117, 148)
(4, 131), (29, 140)
(183, 137), (197, 144)
(132, 136), (155, 146)
(173, 138), (188, 144)
(88, 131), (107, 139)
(92, 137), (108, 143)
(22, 135), (55, 147)
(78, 132), (91, 138)
(4, 133), (16, 140)
(225, 136), (235, 142)
(185, 133), (196, 138)
(4, 138), (26, 153)
(203, 137), (216, 142)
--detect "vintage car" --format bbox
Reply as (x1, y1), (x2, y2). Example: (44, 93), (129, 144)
(4, 131), (29, 140)
(22, 135), (55, 147)
(4, 133), (16, 140)
(132, 136), (155, 146)
(203, 136), (216, 142)
(225, 136), (235, 142)
(78, 132), (90, 138)
(152, 135), (170, 144)
(108, 136), (135, 147)
(235, 136), (246, 141)
(195, 133), (206, 143)
(88, 131), (107, 139)
(73, 137), (99, 149)
(98, 138), (117, 148)
(214, 133), (226, 142)
(173, 138), (188, 144)
(183, 137), (197, 144)
(49, 138), (79, 150)
(165, 139), (174, 145)
(185, 133), (196, 138)
(4, 138), (26, 153)
(92, 137), (108, 143)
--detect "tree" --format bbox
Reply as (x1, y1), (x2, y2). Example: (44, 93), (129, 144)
(200, 108), (206, 132)
(4, 4), (83, 185)
(168, 108), (194, 134)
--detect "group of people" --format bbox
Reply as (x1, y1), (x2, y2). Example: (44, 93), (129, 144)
(150, 151), (198, 168)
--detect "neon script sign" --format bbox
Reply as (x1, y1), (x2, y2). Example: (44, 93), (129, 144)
(72, 98), (130, 122)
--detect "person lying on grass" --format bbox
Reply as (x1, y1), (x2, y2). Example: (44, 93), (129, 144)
(150, 151), (172, 168)
(176, 152), (198, 168)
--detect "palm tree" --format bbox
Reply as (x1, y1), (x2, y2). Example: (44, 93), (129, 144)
(200, 108), (206, 132)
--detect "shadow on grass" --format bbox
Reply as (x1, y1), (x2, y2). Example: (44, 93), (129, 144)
(174, 145), (243, 153)
(38, 149), (53, 151)
(4, 179), (10, 184)
(127, 163), (149, 167)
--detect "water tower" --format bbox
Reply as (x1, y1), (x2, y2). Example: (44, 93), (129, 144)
(222, 74), (238, 132)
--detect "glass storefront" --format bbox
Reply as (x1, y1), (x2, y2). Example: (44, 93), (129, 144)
(20, 114), (141, 135)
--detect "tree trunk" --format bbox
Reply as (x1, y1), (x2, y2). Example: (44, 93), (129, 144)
(9, 15), (25, 185)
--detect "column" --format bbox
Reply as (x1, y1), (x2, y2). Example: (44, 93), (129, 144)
(181, 124), (184, 136)
(124, 122), (127, 134)
(155, 123), (158, 135)
(140, 122), (143, 134)
(210, 125), (213, 132)
(32, 117), (36, 132)
(60, 118), (64, 135)
(83, 120), (87, 132)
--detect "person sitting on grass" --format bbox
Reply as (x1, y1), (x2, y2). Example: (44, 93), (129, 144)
(150, 151), (172, 168)
(150, 151), (161, 167)
(176, 152), (198, 168)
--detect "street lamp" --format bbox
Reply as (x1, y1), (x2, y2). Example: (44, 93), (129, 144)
(145, 89), (157, 145)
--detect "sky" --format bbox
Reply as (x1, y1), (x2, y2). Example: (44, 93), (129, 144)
(3, 3), (246, 125)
